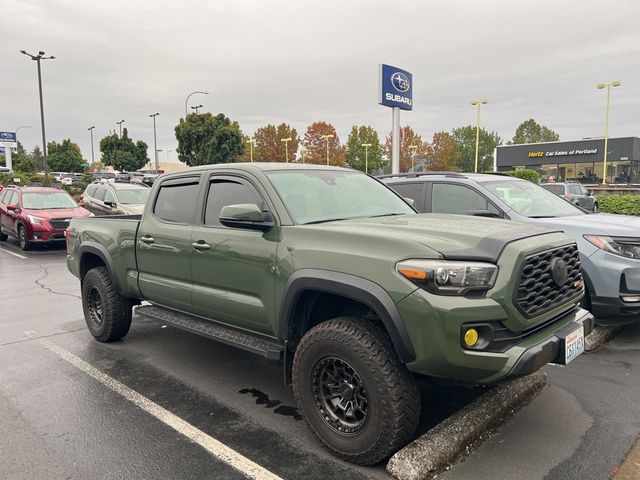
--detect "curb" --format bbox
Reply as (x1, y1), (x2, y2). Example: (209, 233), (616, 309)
(386, 370), (547, 480)
(585, 325), (623, 352)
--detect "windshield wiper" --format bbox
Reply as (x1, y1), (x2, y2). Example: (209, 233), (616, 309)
(303, 218), (350, 225)
(369, 213), (406, 218)
(528, 215), (557, 218)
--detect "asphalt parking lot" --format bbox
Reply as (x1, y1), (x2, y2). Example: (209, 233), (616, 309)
(1, 240), (639, 480)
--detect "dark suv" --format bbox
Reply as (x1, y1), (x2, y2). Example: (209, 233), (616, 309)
(541, 182), (598, 212)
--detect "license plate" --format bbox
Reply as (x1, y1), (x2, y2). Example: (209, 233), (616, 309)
(564, 325), (585, 364)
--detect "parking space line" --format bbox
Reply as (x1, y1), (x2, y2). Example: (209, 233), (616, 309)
(0, 247), (27, 259)
(40, 339), (284, 480)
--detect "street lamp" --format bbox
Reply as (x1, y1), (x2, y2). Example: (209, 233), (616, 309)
(190, 105), (203, 114)
(246, 138), (255, 162)
(321, 134), (334, 165)
(15, 125), (32, 151)
(150, 113), (159, 172)
(300, 147), (307, 164)
(281, 137), (292, 163)
(361, 143), (372, 173)
(409, 145), (418, 172)
(471, 99), (488, 173)
(596, 80), (622, 184)
(116, 119), (125, 137)
(185, 91), (209, 118)
(88, 126), (95, 164)
(20, 49), (55, 182)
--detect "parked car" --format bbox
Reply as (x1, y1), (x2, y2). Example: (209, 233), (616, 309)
(381, 172), (640, 326)
(0, 186), (92, 250)
(130, 172), (145, 184)
(115, 172), (132, 183)
(81, 182), (150, 215)
(93, 172), (116, 184)
(67, 163), (592, 464)
(541, 182), (598, 212)
(51, 172), (66, 182)
(61, 173), (86, 185)
(142, 173), (158, 186)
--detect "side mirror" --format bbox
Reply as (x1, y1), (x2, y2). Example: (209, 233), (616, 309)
(468, 209), (501, 218)
(7, 204), (17, 211)
(219, 204), (273, 231)
(403, 197), (416, 207)
(104, 201), (114, 208)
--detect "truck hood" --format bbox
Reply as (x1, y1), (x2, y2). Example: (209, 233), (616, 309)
(120, 204), (146, 215)
(532, 213), (640, 237)
(314, 214), (558, 262)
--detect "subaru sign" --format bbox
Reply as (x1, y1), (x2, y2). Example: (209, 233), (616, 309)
(0, 132), (17, 148)
(378, 64), (413, 111)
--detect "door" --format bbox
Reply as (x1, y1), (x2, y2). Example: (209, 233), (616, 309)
(190, 175), (278, 335)
(87, 186), (109, 215)
(430, 183), (502, 216)
(1, 191), (19, 235)
(136, 175), (202, 312)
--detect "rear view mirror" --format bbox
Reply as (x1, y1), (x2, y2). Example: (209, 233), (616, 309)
(468, 209), (501, 218)
(219, 204), (273, 231)
(104, 201), (114, 208)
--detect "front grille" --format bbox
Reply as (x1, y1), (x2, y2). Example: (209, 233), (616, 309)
(50, 218), (71, 229)
(515, 244), (583, 318)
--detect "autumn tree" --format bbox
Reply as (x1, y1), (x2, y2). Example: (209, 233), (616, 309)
(175, 112), (244, 166)
(301, 122), (344, 166)
(344, 125), (385, 173)
(427, 131), (459, 171)
(48, 139), (85, 172)
(236, 135), (254, 162)
(451, 125), (502, 172)
(511, 119), (560, 144)
(99, 128), (149, 172)
(384, 126), (428, 172)
(252, 123), (299, 163)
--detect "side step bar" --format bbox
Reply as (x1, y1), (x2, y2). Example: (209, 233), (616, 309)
(135, 305), (284, 360)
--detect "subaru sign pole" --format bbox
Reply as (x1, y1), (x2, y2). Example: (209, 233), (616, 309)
(379, 64), (413, 174)
(0, 132), (17, 171)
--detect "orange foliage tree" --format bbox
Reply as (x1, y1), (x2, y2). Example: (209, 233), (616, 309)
(384, 126), (428, 172)
(301, 122), (345, 166)
(252, 123), (299, 163)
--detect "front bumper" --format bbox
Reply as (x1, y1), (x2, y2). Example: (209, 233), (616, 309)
(27, 227), (66, 243)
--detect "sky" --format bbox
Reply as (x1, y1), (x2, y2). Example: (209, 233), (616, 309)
(2, 0), (640, 163)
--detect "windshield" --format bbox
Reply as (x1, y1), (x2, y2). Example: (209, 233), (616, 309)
(116, 188), (150, 205)
(483, 179), (584, 218)
(266, 170), (415, 224)
(22, 192), (78, 210)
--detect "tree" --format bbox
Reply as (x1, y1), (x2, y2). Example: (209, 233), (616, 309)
(48, 139), (85, 172)
(384, 126), (428, 172)
(252, 123), (299, 163)
(31, 146), (45, 171)
(427, 131), (459, 171)
(344, 125), (385, 173)
(99, 128), (149, 172)
(88, 161), (105, 173)
(175, 112), (244, 166)
(301, 122), (344, 166)
(451, 125), (502, 172)
(511, 119), (560, 144)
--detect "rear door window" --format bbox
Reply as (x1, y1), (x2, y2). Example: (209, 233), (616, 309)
(153, 179), (201, 224)
(431, 183), (500, 216)
(94, 187), (106, 201)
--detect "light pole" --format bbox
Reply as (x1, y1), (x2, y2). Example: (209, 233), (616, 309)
(362, 143), (372, 173)
(597, 80), (622, 184)
(300, 147), (307, 164)
(116, 119), (125, 137)
(20, 50), (54, 183)
(281, 137), (292, 163)
(190, 105), (203, 114)
(150, 113), (159, 172)
(185, 91), (208, 118)
(246, 138), (255, 162)
(88, 126), (95, 164)
(409, 145), (418, 172)
(15, 125), (32, 151)
(471, 99), (488, 173)
(321, 134), (334, 165)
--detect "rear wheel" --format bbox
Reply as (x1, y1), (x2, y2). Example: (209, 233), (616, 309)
(18, 225), (31, 251)
(0, 228), (7, 241)
(82, 266), (132, 342)
(293, 316), (421, 465)
(593, 202), (598, 213)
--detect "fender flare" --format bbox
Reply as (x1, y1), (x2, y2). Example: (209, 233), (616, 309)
(279, 269), (416, 362)
(78, 242), (121, 292)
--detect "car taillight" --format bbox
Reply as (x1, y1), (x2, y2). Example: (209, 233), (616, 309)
(563, 194), (573, 201)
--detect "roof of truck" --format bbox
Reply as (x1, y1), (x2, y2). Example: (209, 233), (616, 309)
(184, 162), (353, 173)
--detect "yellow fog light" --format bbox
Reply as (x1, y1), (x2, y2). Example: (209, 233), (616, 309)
(464, 328), (479, 347)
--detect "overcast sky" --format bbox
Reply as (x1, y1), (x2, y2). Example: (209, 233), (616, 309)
(2, 0), (640, 163)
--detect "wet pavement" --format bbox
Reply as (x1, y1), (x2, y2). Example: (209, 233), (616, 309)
(1, 239), (639, 479)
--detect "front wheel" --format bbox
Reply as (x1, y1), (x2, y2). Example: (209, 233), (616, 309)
(18, 224), (31, 251)
(592, 203), (598, 213)
(292, 317), (421, 465)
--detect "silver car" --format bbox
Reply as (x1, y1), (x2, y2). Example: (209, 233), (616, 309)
(81, 182), (150, 216)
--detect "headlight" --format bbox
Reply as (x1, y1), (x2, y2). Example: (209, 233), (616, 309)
(584, 235), (640, 259)
(26, 215), (45, 225)
(396, 259), (498, 295)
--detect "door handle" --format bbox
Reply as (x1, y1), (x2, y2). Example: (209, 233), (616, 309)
(140, 236), (155, 244)
(192, 241), (211, 251)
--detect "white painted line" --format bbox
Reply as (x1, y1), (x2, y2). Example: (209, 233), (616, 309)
(0, 247), (27, 259)
(40, 339), (284, 480)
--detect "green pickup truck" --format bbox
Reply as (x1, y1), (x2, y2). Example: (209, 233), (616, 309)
(67, 163), (593, 464)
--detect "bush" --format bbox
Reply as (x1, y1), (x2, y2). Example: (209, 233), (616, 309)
(597, 195), (640, 216)
(504, 169), (540, 184)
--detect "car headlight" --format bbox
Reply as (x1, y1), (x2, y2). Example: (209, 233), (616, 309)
(584, 235), (640, 259)
(396, 259), (498, 295)
(26, 215), (45, 225)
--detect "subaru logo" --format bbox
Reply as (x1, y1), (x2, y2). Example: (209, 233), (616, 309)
(0, 132), (13, 140)
(550, 257), (569, 286)
(391, 72), (410, 92)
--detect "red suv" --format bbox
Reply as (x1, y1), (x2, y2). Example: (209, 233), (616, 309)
(0, 186), (92, 250)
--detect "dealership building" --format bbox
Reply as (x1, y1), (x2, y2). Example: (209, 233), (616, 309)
(495, 137), (640, 184)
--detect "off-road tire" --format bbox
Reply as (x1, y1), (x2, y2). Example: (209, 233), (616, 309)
(82, 266), (132, 342)
(0, 228), (7, 241)
(18, 224), (31, 251)
(292, 316), (421, 465)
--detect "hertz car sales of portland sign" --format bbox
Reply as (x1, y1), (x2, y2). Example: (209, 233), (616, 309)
(528, 148), (598, 158)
